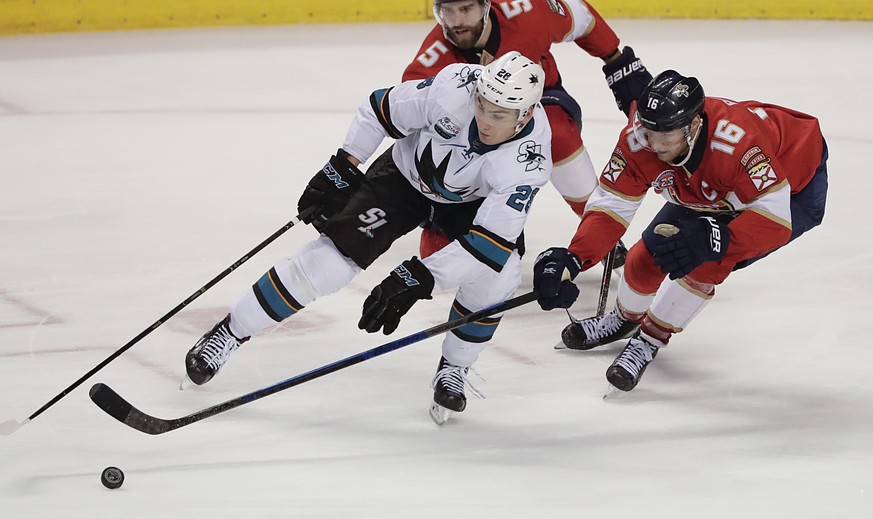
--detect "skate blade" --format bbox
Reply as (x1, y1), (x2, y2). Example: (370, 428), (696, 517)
(179, 375), (196, 391)
(602, 384), (624, 400)
(553, 340), (568, 350)
(429, 402), (454, 425)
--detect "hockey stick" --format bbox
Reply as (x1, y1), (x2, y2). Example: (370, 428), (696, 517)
(0, 209), (316, 437)
(89, 291), (539, 435)
(595, 247), (616, 317)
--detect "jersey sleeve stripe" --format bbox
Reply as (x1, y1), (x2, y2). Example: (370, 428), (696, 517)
(458, 225), (515, 272)
(252, 267), (305, 322)
(599, 182), (646, 202)
(746, 207), (791, 230)
(559, 0), (595, 41)
(448, 299), (502, 343)
(368, 87), (405, 139)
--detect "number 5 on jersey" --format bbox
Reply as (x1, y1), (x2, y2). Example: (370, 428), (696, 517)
(416, 41), (450, 68)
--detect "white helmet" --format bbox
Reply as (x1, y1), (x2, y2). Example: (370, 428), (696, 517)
(475, 51), (545, 132)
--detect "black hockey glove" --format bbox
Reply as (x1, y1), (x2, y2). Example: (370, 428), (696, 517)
(651, 218), (730, 280)
(602, 46), (653, 117)
(359, 257), (435, 335)
(297, 149), (365, 233)
(533, 247), (583, 311)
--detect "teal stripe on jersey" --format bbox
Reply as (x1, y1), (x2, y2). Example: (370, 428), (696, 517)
(448, 299), (502, 344)
(252, 268), (304, 322)
(458, 226), (514, 272)
(368, 87), (404, 139)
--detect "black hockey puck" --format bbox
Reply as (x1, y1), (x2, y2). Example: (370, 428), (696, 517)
(101, 466), (124, 489)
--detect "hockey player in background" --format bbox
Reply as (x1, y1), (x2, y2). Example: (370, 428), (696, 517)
(532, 70), (828, 391)
(184, 52), (551, 424)
(404, 0), (652, 263)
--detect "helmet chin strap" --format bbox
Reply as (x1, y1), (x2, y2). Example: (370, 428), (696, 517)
(668, 119), (702, 168)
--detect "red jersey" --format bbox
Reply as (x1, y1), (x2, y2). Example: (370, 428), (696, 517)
(570, 97), (824, 269)
(402, 0), (620, 86)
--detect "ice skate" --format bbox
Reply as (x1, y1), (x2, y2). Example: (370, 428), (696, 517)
(559, 308), (639, 350)
(183, 315), (248, 387)
(429, 356), (481, 425)
(605, 332), (661, 391)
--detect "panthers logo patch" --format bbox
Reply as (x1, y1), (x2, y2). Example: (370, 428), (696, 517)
(741, 146), (778, 191)
(602, 151), (626, 184)
(748, 161), (779, 192)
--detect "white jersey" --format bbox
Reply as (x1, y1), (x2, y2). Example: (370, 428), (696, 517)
(342, 63), (552, 285)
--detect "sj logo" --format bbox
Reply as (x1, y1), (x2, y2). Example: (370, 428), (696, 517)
(357, 208), (387, 238)
(517, 140), (545, 172)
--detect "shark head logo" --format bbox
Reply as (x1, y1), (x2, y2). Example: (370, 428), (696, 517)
(414, 140), (475, 202)
(455, 66), (481, 91)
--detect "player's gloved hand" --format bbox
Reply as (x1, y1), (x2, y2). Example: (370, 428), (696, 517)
(533, 247), (583, 311)
(651, 217), (731, 280)
(359, 257), (435, 335)
(602, 46), (653, 117)
(297, 149), (365, 233)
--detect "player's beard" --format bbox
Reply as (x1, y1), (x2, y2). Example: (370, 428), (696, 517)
(446, 21), (484, 50)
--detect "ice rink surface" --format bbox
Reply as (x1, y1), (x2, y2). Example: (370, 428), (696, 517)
(1, 18), (871, 518)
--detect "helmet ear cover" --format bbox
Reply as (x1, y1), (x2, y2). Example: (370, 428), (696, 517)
(636, 70), (705, 132)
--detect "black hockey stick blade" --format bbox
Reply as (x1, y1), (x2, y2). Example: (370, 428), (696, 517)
(89, 291), (538, 435)
(89, 384), (174, 435)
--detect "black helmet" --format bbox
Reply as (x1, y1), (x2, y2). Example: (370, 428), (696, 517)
(636, 70), (705, 132)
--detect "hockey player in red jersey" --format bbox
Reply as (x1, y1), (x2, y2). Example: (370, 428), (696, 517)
(405, 0), (652, 260)
(532, 70), (829, 391)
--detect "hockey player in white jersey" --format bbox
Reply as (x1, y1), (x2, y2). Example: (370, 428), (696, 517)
(184, 51), (550, 424)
